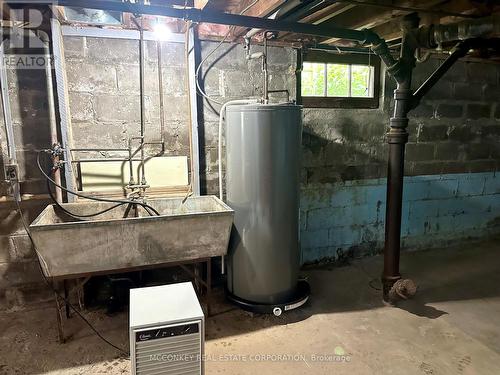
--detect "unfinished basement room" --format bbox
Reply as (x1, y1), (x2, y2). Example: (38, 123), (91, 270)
(0, 0), (499, 374)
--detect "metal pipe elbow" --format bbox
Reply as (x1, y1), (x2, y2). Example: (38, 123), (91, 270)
(432, 14), (500, 47)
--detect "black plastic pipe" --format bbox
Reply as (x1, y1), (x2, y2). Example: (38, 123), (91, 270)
(413, 38), (500, 105)
(412, 44), (469, 104)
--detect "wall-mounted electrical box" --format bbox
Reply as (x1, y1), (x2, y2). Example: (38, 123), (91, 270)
(4, 163), (18, 182)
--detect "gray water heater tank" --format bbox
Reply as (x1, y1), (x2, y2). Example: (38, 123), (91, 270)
(225, 103), (307, 309)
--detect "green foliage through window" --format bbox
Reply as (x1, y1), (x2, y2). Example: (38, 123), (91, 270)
(302, 62), (373, 98)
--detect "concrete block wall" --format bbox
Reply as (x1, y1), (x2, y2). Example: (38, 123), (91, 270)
(301, 172), (500, 263)
(0, 37), (297, 310)
(0, 200), (52, 309)
(197, 43), (500, 263)
(1, 32), (499, 308)
(64, 36), (191, 157)
(197, 41), (297, 194)
(0, 43), (54, 310)
(0, 65), (54, 196)
(0, 36), (193, 310)
(301, 57), (500, 263)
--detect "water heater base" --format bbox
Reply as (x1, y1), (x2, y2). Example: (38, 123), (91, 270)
(226, 280), (310, 316)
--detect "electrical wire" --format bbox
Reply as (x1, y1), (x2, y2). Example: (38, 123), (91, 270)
(43, 162), (156, 219)
(46, 176), (126, 220)
(10, 181), (129, 355)
(142, 204), (157, 217)
(195, 0), (260, 105)
(37, 152), (160, 216)
(194, 32), (228, 105)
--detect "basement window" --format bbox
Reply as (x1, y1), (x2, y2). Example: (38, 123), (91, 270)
(300, 51), (380, 108)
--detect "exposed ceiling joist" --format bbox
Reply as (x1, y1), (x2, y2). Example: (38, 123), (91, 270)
(196, 0), (288, 39)
(18, 0), (497, 54)
(195, 0), (258, 13)
(234, 0), (287, 17)
(277, 3), (355, 42)
(319, 6), (403, 44)
(0, 2), (12, 20)
(343, 0), (494, 44)
(196, 0), (263, 37)
(319, 0), (449, 45)
(149, 0), (194, 7)
(370, 20), (404, 42)
(435, 0), (496, 24)
(230, 0), (287, 39)
(303, 3), (356, 25)
(332, 0), (482, 19)
(194, 0), (210, 10)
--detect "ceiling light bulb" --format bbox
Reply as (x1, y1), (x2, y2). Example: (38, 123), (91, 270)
(153, 23), (171, 41)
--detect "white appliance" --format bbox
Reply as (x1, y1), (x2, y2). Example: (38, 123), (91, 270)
(130, 282), (205, 375)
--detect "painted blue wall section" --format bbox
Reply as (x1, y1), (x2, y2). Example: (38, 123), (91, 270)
(300, 172), (500, 264)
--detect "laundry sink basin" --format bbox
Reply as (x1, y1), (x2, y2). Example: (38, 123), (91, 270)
(29, 195), (234, 279)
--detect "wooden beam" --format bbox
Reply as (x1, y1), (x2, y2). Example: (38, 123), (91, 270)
(320, 0), (448, 45)
(370, 20), (403, 42)
(230, 0), (287, 38)
(277, 3), (355, 42)
(435, 0), (494, 24)
(196, 0), (259, 38)
(194, 0), (287, 39)
(195, 0), (269, 14)
(369, 0), (493, 42)
(302, 3), (356, 25)
(194, 0), (210, 10)
(235, 0), (287, 17)
(0, 1), (12, 21)
(150, 0), (194, 7)
(320, 5), (400, 44)
(228, 0), (263, 14)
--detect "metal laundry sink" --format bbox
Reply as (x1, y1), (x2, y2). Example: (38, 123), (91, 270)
(29, 195), (234, 279)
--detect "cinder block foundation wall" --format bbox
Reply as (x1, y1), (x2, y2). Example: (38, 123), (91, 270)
(63, 36), (191, 157)
(197, 41), (297, 194)
(301, 58), (500, 263)
(0, 35), (499, 309)
(0, 48), (53, 308)
(197, 42), (500, 264)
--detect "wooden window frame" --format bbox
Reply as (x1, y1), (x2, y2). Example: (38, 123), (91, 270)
(300, 51), (381, 109)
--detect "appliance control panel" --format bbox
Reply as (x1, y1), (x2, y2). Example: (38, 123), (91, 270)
(135, 322), (199, 342)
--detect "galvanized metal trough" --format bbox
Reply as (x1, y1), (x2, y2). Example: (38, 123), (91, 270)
(29, 196), (234, 279)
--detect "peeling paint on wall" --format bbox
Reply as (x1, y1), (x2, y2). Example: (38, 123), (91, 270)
(301, 172), (500, 264)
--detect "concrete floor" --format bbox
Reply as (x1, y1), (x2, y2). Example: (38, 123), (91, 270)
(1, 237), (500, 374)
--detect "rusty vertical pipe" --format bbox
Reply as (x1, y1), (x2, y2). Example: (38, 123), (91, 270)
(375, 14), (500, 302)
(383, 81), (411, 299)
(380, 15), (418, 302)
